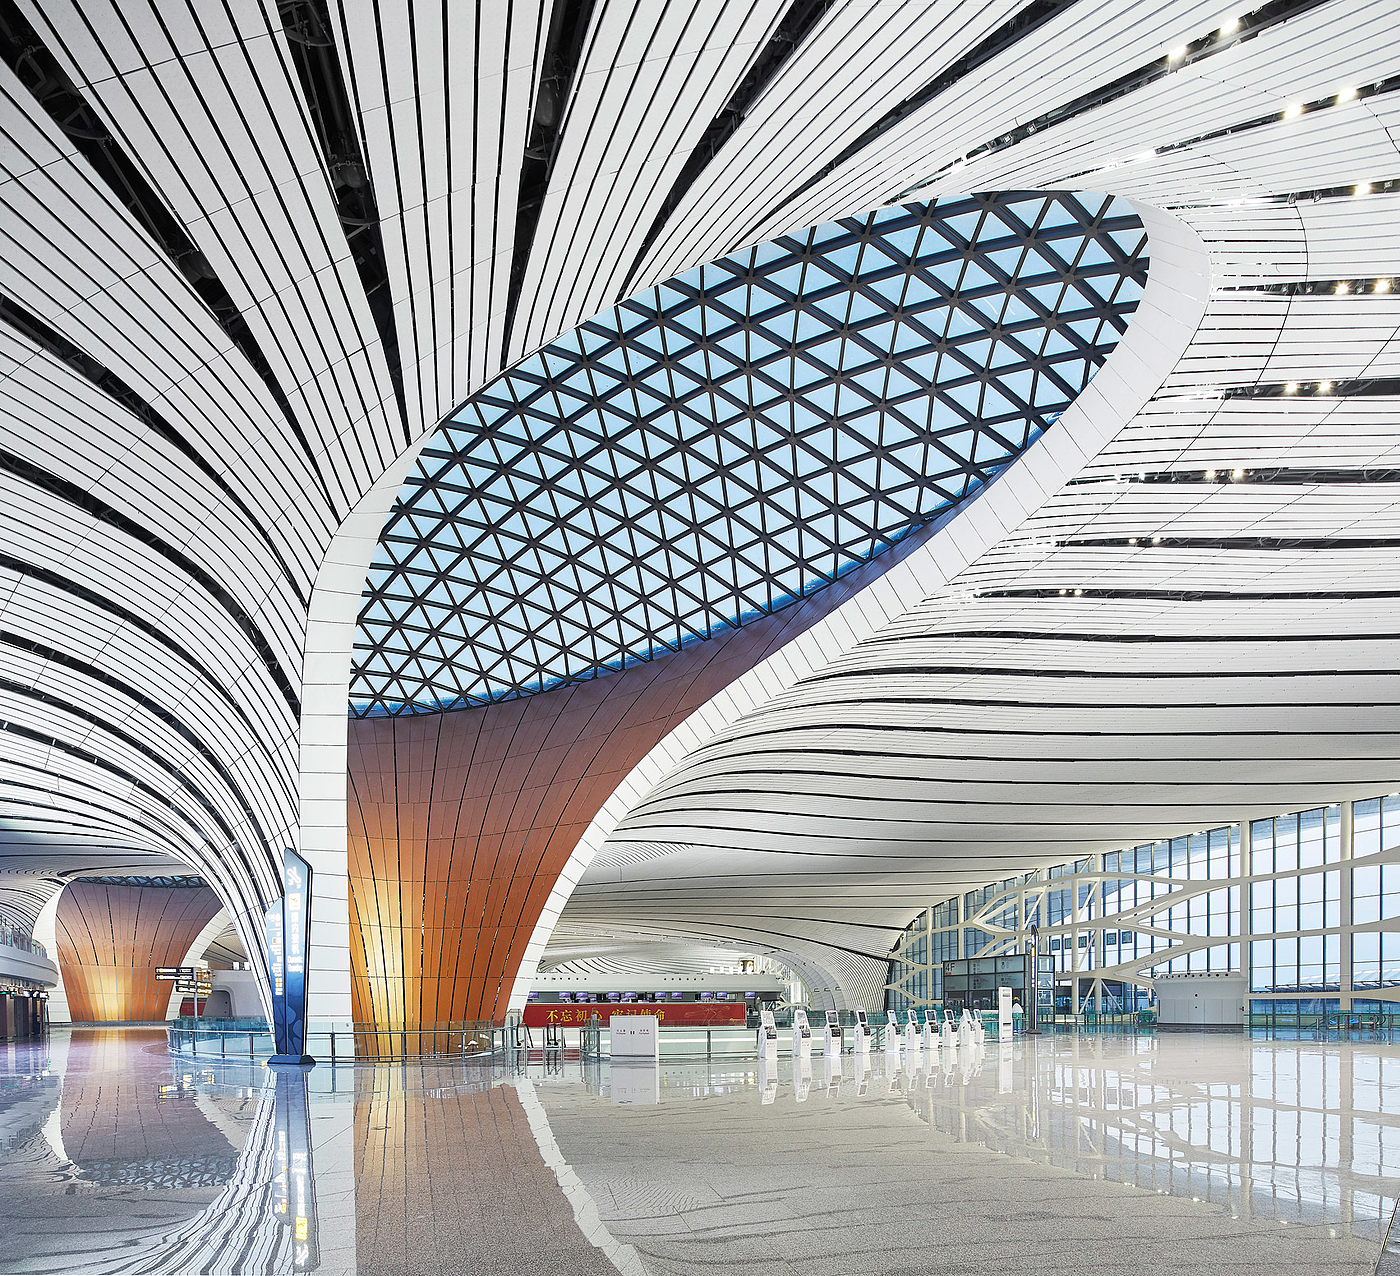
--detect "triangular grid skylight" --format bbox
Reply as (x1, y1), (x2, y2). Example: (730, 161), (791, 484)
(351, 191), (1148, 716)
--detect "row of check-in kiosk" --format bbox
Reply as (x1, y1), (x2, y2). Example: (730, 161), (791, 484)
(757, 1006), (985, 1063)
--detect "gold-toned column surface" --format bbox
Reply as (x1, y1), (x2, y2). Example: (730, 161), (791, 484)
(56, 881), (222, 1022)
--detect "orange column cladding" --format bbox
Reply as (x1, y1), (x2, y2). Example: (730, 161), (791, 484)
(55, 881), (222, 1022)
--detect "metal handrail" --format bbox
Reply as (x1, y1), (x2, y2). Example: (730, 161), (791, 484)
(1248, 1009), (1400, 1041)
(0, 921), (48, 959)
(166, 1022), (518, 1061)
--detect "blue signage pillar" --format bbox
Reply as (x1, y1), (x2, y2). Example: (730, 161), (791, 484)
(266, 846), (315, 1065)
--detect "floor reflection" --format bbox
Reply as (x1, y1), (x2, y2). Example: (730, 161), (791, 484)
(903, 1033), (1400, 1240)
(533, 1034), (1400, 1276)
(0, 1030), (350, 1276)
(353, 1063), (623, 1276)
(0, 1030), (247, 1274)
(2, 1030), (1396, 1274)
(59, 1033), (240, 1189)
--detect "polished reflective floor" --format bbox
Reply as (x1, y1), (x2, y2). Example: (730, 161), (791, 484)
(1, 1029), (1397, 1274)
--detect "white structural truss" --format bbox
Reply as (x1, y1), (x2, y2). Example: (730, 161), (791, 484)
(0, 0), (1397, 1019)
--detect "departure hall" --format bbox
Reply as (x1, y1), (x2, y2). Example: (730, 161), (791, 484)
(0, 1), (1399, 1273)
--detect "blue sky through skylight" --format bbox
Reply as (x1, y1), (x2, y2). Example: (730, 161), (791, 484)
(351, 192), (1148, 716)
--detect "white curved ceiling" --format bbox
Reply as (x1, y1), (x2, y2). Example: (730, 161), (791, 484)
(0, 0), (1394, 1012)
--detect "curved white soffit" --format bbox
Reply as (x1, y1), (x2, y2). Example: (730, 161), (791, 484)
(296, 438), (437, 1025)
(507, 199), (1214, 1011)
(31, 883), (68, 1022)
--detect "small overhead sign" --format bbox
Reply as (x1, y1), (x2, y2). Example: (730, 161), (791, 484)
(155, 966), (195, 980)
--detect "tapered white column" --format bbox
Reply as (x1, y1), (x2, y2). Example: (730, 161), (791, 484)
(1339, 801), (1353, 1012)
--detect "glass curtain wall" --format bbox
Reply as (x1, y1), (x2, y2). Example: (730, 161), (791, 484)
(886, 792), (1400, 1016)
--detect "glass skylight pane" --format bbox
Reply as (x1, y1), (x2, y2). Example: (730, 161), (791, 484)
(350, 191), (1148, 716)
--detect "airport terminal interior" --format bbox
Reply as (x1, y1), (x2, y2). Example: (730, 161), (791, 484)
(2, 0), (1400, 1272)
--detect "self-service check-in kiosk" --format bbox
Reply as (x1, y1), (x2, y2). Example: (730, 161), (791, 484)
(824, 1009), (843, 1058)
(792, 1008), (813, 1062)
(884, 1010), (902, 1056)
(958, 1008), (976, 1051)
(903, 1009), (921, 1050)
(757, 1007), (779, 1063)
(922, 1008), (939, 1056)
(940, 1009), (957, 1056)
(852, 1008), (873, 1060)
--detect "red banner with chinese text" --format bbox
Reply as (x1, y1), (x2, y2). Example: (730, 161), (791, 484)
(522, 1002), (746, 1027)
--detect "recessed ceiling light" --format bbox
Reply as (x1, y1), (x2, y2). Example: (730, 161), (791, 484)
(1282, 104), (1302, 119)
(1336, 281), (1351, 295)
(1318, 380), (1332, 393)
(1204, 468), (1217, 480)
(1231, 468), (1245, 479)
(1219, 17), (1239, 34)
(1284, 381), (1298, 393)
(1376, 279), (1392, 292)
(1354, 183), (1371, 197)
(1337, 86), (1357, 102)
(1168, 45), (1187, 60)
(1151, 535), (1162, 544)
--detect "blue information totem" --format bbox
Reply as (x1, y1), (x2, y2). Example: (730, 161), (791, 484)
(266, 846), (315, 1065)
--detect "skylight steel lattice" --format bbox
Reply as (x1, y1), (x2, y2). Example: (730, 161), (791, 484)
(352, 191), (1148, 716)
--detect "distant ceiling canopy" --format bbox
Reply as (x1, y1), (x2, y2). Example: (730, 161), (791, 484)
(351, 192), (1148, 716)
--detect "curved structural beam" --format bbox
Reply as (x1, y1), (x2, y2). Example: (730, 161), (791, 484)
(162, 908), (237, 1020)
(299, 450), (437, 1026)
